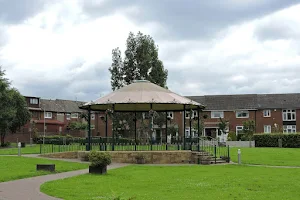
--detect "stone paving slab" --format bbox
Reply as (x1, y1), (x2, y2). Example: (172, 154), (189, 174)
(0, 163), (128, 200)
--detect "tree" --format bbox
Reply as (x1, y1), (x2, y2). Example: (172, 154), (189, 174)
(109, 31), (168, 88)
(108, 32), (168, 139)
(0, 67), (31, 146)
(242, 120), (255, 140)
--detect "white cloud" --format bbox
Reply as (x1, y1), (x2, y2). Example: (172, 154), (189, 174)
(1, 1), (300, 100)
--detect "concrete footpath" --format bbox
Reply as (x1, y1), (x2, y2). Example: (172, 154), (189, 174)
(0, 163), (128, 200)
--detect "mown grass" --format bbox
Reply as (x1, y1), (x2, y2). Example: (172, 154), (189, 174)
(0, 156), (88, 182)
(41, 165), (300, 200)
(230, 147), (300, 166)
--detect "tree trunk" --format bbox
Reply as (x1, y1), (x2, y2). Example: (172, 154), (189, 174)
(0, 132), (5, 146)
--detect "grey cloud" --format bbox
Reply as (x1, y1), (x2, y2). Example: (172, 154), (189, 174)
(0, 0), (50, 23)
(255, 19), (300, 41)
(82, 0), (300, 40)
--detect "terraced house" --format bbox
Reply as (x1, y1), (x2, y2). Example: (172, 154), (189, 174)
(6, 93), (300, 143)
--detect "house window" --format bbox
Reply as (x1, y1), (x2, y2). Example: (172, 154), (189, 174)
(283, 125), (296, 133)
(45, 112), (52, 119)
(185, 110), (196, 119)
(142, 112), (150, 119)
(264, 125), (271, 133)
(282, 109), (296, 121)
(185, 128), (190, 138)
(30, 98), (38, 104)
(263, 110), (271, 117)
(236, 111), (249, 118)
(193, 111), (198, 118)
(91, 114), (95, 120)
(31, 111), (39, 118)
(185, 111), (190, 119)
(211, 111), (224, 118)
(66, 113), (71, 120)
(71, 113), (78, 118)
(236, 126), (244, 135)
(167, 112), (173, 119)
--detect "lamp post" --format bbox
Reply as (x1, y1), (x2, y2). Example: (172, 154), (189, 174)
(43, 106), (46, 145)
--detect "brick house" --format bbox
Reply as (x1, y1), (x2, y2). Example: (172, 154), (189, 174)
(185, 93), (300, 142)
(6, 93), (300, 143)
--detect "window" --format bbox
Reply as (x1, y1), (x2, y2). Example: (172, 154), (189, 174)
(30, 98), (38, 104)
(185, 128), (196, 138)
(282, 109), (296, 121)
(45, 112), (52, 119)
(236, 111), (249, 118)
(185, 110), (197, 119)
(31, 111), (39, 118)
(264, 125), (271, 133)
(193, 111), (198, 118)
(71, 113), (78, 118)
(185, 111), (190, 119)
(236, 126), (244, 135)
(167, 112), (173, 119)
(283, 125), (296, 133)
(142, 112), (150, 119)
(91, 114), (95, 120)
(211, 111), (224, 118)
(263, 110), (271, 117)
(66, 113), (71, 120)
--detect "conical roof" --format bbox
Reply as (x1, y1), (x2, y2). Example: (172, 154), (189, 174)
(80, 80), (204, 112)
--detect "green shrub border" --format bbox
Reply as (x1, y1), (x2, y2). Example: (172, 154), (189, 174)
(254, 133), (300, 148)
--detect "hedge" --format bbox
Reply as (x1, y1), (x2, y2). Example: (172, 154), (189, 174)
(254, 133), (300, 148)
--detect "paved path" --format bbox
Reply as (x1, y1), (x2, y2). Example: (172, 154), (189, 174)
(0, 163), (128, 200)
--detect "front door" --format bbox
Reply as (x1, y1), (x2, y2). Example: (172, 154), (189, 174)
(205, 128), (217, 139)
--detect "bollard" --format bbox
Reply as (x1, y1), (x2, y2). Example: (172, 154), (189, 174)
(238, 149), (241, 164)
(18, 142), (21, 156)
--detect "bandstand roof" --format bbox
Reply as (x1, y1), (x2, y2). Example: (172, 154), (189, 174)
(80, 80), (205, 112)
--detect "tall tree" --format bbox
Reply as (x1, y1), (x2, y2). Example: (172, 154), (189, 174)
(0, 67), (31, 146)
(109, 31), (168, 89)
(108, 31), (169, 138)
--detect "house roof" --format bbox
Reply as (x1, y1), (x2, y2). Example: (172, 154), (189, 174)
(81, 80), (204, 112)
(40, 99), (85, 113)
(187, 93), (300, 110)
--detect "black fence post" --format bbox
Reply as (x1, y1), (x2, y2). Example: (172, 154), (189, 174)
(227, 145), (230, 163)
(214, 145), (217, 164)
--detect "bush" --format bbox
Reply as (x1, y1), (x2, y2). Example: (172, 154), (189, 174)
(0, 142), (11, 147)
(88, 151), (112, 167)
(227, 132), (237, 141)
(254, 133), (300, 148)
(80, 153), (89, 162)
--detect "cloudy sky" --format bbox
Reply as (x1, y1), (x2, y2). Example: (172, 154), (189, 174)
(1, 0), (300, 102)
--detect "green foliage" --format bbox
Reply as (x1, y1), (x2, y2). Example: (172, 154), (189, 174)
(254, 133), (300, 148)
(227, 132), (237, 141)
(218, 117), (228, 135)
(242, 120), (255, 140)
(108, 32), (169, 138)
(0, 67), (31, 146)
(88, 151), (112, 167)
(69, 121), (88, 130)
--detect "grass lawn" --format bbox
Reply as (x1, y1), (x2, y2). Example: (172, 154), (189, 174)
(41, 165), (300, 200)
(0, 145), (41, 155)
(230, 147), (300, 166)
(0, 156), (88, 182)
